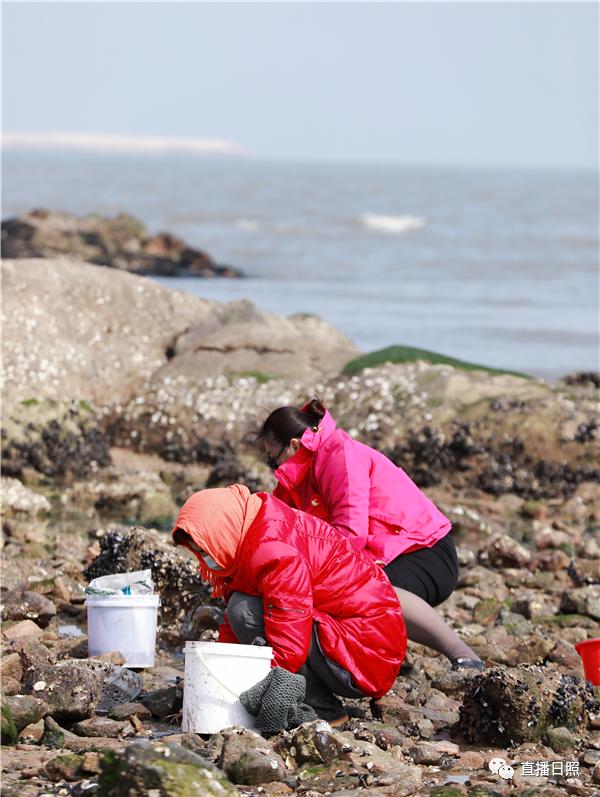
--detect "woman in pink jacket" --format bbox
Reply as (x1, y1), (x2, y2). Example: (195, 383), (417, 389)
(258, 399), (483, 671)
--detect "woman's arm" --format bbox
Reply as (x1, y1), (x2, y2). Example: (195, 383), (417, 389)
(252, 542), (313, 672)
(313, 439), (371, 552)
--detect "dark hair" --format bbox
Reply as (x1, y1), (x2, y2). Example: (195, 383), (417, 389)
(258, 399), (326, 447)
(173, 528), (192, 546)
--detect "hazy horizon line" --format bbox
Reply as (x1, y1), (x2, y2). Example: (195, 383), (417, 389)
(2, 131), (244, 156)
(2, 130), (597, 173)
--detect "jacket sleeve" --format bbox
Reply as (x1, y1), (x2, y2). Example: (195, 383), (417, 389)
(313, 439), (371, 552)
(218, 613), (240, 644)
(251, 541), (313, 673)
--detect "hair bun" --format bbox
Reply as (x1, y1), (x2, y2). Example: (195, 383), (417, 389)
(303, 398), (326, 424)
(258, 401), (326, 448)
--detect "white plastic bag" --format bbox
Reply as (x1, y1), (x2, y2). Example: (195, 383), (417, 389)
(85, 569), (154, 596)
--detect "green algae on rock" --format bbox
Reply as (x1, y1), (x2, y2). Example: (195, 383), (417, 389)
(44, 752), (85, 782)
(342, 344), (531, 378)
(1, 704), (18, 746)
(97, 742), (237, 797)
(2, 694), (49, 732)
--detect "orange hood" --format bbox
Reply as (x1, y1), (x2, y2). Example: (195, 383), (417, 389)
(173, 484), (263, 596)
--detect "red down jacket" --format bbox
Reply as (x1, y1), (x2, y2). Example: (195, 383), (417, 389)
(218, 493), (406, 698)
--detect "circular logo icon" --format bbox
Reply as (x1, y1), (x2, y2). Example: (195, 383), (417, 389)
(488, 757), (506, 775)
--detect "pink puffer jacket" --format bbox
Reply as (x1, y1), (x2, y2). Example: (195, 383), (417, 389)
(273, 410), (451, 565)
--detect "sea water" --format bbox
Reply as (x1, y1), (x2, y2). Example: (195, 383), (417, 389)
(2, 152), (598, 377)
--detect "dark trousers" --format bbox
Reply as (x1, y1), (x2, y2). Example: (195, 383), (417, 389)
(383, 532), (459, 606)
(226, 592), (362, 720)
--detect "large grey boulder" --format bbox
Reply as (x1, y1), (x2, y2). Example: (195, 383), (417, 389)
(162, 298), (358, 382)
(2, 259), (357, 412)
(1, 257), (215, 408)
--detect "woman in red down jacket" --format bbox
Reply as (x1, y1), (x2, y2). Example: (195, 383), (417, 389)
(172, 484), (407, 724)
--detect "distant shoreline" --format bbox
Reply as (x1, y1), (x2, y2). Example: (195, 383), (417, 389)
(3, 131), (244, 156)
(2, 144), (596, 173)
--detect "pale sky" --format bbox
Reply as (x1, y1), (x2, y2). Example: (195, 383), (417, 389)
(2, 2), (598, 168)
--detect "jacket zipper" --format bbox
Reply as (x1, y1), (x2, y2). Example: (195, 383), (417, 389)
(267, 603), (308, 618)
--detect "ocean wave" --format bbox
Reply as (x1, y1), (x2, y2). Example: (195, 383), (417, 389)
(361, 213), (426, 234)
(236, 219), (261, 231)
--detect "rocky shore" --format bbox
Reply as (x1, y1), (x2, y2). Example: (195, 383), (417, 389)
(1, 256), (599, 797)
(1, 209), (243, 277)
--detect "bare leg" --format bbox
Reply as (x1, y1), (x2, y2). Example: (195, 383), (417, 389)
(395, 587), (481, 662)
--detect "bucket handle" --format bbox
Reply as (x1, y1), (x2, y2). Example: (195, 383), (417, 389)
(195, 650), (241, 700)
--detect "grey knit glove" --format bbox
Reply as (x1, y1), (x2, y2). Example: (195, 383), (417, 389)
(240, 666), (318, 735)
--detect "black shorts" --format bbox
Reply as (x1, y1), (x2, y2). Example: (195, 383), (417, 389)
(382, 532), (459, 607)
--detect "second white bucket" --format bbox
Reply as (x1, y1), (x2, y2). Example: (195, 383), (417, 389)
(182, 641), (273, 734)
(85, 594), (160, 668)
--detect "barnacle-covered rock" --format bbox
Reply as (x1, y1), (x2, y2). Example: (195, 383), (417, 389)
(110, 359), (599, 500)
(22, 662), (102, 722)
(275, 719), (346, 766)
(218, 728), (286, 785)
(1, 399), (111, 480)
(0, 478), (51, 517)
(459, 664), (599, 745)
(65, 464), (177, 528)
(560, 585), (600, 619)
(83, 525), (208, 622)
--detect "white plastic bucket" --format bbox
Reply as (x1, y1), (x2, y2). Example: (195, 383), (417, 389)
(85, 594), (160, 668)
(182, 641), (273, 734)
